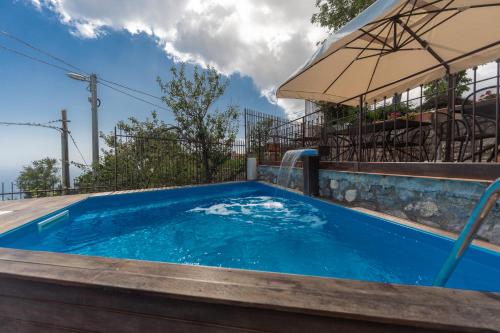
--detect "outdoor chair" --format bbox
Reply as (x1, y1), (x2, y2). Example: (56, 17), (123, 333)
(437, 114), (469, 162)
(388, 122), (433, 162)
(458, 86), (500, 162)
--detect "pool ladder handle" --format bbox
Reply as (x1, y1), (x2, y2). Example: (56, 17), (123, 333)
(433, 177), (500, 287)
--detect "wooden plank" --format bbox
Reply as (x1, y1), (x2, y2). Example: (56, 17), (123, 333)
(0, 317), (87, 333)
(0, 276), (466, 333)
(0, 194), (88, 234)
(0, 248), (498, 332)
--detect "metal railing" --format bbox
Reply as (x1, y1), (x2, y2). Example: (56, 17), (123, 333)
(249, 62), (500, 167)
(2, 133), (247, 201)
(433, 178), (500, 287)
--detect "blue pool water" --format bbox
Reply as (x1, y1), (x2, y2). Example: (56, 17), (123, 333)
(0, 182), (498, 291)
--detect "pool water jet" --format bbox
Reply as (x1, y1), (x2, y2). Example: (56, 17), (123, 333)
(276, 148), (319, 196)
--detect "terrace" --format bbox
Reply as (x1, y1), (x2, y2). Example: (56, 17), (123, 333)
(248, 66), (500, 178)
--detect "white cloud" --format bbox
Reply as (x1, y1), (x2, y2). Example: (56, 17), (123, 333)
(33, 0), (327, 118)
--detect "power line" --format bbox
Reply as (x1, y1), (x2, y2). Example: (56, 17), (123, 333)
(0, 31), (168, 112)
(99, 81), (170, 111)
(98, 77), (163, 101)
(0, 43), (74, 73)
(0, 30), (87, 74)
(0, 121), (89, 167)
(68, 131), (89, 167)
(0, 121), (62, 133)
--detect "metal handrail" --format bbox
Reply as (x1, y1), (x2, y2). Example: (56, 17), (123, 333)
(433, 178), (500, 287)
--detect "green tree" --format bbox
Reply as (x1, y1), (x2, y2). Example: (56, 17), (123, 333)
(248, 118), (274, 161)
(75, 112), (188, 190)
(311, 0), (374, 33)
(157, 63), (240, 182)
(423, 71), (471, 109)
(17, 157), (60, 198)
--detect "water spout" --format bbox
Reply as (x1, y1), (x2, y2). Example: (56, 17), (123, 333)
(276, 149), (318, 189)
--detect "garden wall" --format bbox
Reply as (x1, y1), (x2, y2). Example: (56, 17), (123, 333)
(258, 165), (500, 245)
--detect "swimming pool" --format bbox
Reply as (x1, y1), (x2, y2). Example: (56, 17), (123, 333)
(0, 181), (498, 292)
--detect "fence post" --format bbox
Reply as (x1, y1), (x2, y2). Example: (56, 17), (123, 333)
(114, 126), (118, 191)
(244, 108), (247, 156)
(1, 182), (3, 201)
(358, 95), (364, 167)
(302, 116), (306, 148)
(496, 59), (499, 162)
(444, 69), (453, 162)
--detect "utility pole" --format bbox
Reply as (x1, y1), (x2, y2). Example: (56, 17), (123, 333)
(67, 72), (100, 168)
(60, 109), (70, 193)
(89, 73), (99, 167)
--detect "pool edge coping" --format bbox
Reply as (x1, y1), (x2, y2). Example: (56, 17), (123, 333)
(0, 247), (498, 332)
(0, 182), (499, 331)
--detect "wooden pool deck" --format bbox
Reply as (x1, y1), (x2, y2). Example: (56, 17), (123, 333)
(0, 191), (499, 332)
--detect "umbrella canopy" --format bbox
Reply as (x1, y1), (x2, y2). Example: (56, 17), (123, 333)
(277, 0), (500, 106)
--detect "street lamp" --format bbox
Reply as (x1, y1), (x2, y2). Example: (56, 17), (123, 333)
(67, 72), (99, 167)
(66, 72), (88, 82)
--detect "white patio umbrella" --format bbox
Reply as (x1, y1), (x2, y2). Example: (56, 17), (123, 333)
(277, 0), (500, 106)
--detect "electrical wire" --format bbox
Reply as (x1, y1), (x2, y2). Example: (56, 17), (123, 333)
(0, 121), (89, 168)
(67, 131), (89, 167)
(0, 30), (87, 74)
(99, 81), (170, 111)
(98, 77), (163, 101)
(0, 121), (62, 132)
(0, 31), (169, 112)
(0, 43), (74, 73)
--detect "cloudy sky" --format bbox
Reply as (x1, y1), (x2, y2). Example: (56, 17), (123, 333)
(31, 0), (326, 112)
(0, 0), (327, 181)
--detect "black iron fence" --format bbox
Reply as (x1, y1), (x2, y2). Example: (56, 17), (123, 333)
(108, 131), (246, 190)
(2, 133), (246, 201)
(244, 109), (288, 163)
(250, 62), (500, 167)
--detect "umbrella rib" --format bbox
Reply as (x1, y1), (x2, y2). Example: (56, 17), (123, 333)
(399, 0), (442, 16)
(366, 18), (391, 94)
(367, 19), (396, 93)
(367, 0), (439, 26)
(359, 28), (393, 51)
(338, 39), (500, 106)
(278, 18), (391, 92)
(398, 2), (500, 18)
(395, 18), (449, 70)
(399, 10), (460, 49)
(344, 46), (388, 51)
(399, 0), (456, 47)
(357, 48), (423, 61)
(321, 20), (393, 95)
(397, 0), (418, 47)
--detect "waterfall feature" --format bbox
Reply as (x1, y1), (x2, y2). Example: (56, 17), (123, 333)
(276, 149), (318, 189)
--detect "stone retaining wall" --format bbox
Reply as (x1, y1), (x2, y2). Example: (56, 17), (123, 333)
(258, 165), (500, 245)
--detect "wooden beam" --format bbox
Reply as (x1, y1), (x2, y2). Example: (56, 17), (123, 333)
(0, 248), (498, 332)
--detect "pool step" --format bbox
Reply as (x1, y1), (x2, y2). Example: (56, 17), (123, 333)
(37, 210), (69, 232)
